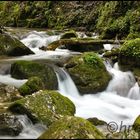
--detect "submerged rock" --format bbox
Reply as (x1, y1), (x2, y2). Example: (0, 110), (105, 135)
(10, 60), (58, 90)
(18, 76), (45, 96)
(0, 113), (23, 136)
(65, 52), (111, 94)
(8, 90), (76, 126)
(0, 32), (34, 56)
(38, 116), (105, 139)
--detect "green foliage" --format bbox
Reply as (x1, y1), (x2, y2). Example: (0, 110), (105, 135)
(0, 1), (139, 39)
(96, 1), (138, 39)
(119, 38), (140, 67)
(83, 52), (104, 68)
(126, 32), (140, 40)
(120, 38), (140, 58)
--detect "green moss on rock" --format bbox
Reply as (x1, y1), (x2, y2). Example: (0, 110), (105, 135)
(65, 52), (111, 94)
(8, 90), (76, 126)
(133, 115), (140, 132)
(38, 116), (105, 139)
(0, 33), (34, 56)
(119, 38), (140, 67)
(18, 76), (45, 96)
(10, 60), (58, 90)
(133, 115), (140, 138)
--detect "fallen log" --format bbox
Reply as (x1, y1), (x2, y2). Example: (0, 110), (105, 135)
(44, 38), (125, 51)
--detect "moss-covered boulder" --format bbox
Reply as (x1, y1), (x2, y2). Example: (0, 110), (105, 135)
(38, 116), (105, 139)
(119, 38), (140, 67)
(65, 52), (111, 94)
(8, 90), (76, 126)
(60, 30), (78, 39)
(10, 60), (58, 90)
(18, 76), (45, 96)
(0, 113), (23, 136)
(0, 33), (34, 56)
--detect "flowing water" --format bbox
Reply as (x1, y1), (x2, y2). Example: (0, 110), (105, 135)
(0, 115), (46, 139)
(56, 65), (140, 127)
(0, 28), (140, 138)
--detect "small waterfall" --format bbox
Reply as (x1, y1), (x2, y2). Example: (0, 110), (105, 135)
(113, 62), (120, 70)
(106, 63), (136, 97)
(55, 67), (80, 98)
(128, 82), (140, 100)
(0, 115), (46, 139)
(103, 44), (114, 51)
(103, 43), (120, 51)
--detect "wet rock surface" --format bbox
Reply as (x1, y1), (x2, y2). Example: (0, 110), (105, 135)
(0, 113), (23, 136)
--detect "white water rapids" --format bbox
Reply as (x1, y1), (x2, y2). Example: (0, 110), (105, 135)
(56, 65), (140, 127)
(0, 29), (140, 138)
